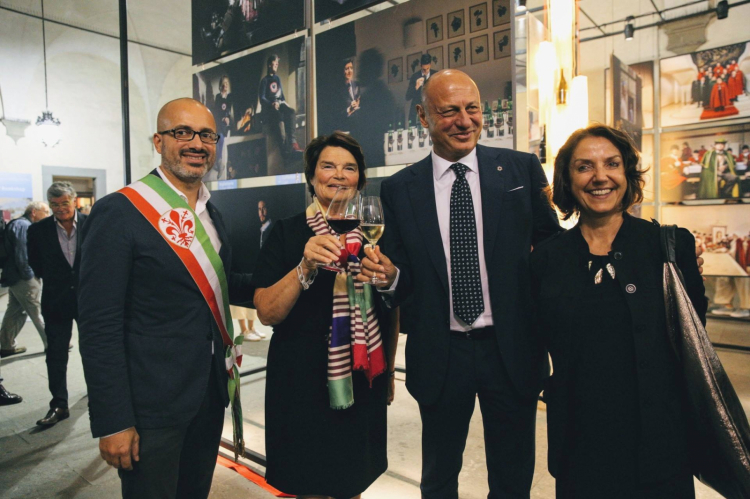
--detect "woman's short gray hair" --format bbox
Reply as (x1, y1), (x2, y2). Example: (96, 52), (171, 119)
(47, 181), (77, 200)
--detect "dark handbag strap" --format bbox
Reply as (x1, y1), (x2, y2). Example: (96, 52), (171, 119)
(660, 223), (677, 264)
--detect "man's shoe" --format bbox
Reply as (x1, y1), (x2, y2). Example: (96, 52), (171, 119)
(0, 346), (27, 358)
(0, 384), (22, 406)
(730, 309), (750, 318)
(36, 407), (70, 426)
(712, 308), (735, 316)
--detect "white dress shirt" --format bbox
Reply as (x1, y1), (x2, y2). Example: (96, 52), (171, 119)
(156, 166), (222, 254)
(431, 149), (493, 331)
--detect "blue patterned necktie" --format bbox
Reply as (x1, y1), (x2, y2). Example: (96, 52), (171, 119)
(449, 163), (484, 325)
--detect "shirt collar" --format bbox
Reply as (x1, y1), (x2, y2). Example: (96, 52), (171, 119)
(55, 210), (78, 229)
(432, 148), (478, 181)
(156, 166), (211, 212)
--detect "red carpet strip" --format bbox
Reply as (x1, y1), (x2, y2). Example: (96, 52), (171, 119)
(216, 455), (294, 497)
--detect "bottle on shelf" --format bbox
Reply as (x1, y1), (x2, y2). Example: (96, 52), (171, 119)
(485, 100), (494, 138)
(396, 121), (404, 151)
(407, 119), (416, 149)
(387, 123), (394, 153)
(557, 69), (568, 105)
(418, 121), (427, 148)
(494, 99), (504, 137)
(539, 125), (547, 164)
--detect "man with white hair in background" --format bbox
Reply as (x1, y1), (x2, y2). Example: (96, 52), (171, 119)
(1, 201), (50, 358)
(28, 182), (88, 426)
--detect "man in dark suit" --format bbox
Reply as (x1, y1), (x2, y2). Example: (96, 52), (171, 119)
(405, 53), (437, 127)
(28, 182), (88, 426)
(360, 70), (561, 498)
(78, 98), (253, 498)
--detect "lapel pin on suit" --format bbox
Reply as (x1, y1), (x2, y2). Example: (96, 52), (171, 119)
(497, 166), (503, 171)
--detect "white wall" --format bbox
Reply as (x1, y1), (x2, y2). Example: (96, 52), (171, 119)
(0, 6), (191, 202)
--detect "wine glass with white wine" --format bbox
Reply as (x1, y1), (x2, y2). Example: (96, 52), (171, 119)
(360, 196), (385, 284)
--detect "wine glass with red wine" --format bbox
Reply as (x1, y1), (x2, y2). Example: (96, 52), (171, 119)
(326, 187), (361, 235)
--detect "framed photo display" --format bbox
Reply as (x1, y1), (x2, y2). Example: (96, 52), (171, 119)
(471, 35), (490, 65)
(493, 29), (511, 59)
(492, 0), (511, 26)
(426, 15), (444, 44)
(470, 3), (488, 33)
(388, 57), (404, 84)
(659, 41), (750, 127)
(447, 9), (465, 38)
(406, 52), (423, 79)
(448, 40), (467, 68)
(427, 46), (444, 71)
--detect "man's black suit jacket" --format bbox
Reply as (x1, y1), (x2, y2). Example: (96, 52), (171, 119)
(405, 69), (436, 125)
(380, 145), (561, 406)
(77, 172), (253, 438)
(27, 212), (88, 322)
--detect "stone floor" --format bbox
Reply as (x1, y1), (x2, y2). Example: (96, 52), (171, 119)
(0, 289), (747, 498)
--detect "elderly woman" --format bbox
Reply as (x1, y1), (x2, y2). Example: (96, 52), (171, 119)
(530, 124), (707, 498)
(252, 132), (397, 499)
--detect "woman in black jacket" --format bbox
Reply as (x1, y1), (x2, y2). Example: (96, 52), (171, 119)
(531, 124), (707, 498)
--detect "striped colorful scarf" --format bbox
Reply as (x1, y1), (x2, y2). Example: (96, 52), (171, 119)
(306, 199), (386, 409)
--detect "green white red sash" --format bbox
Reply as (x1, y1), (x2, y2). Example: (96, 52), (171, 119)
(118, 173), (245, 458)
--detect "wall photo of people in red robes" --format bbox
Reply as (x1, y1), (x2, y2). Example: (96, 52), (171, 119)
(659, 124), (750, 204)
(660, 41), (750, 127)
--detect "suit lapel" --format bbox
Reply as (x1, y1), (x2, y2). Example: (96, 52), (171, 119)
(406, 157), (449, 294)
(477, 145), (505, 265)
(47, 216), (73, 269)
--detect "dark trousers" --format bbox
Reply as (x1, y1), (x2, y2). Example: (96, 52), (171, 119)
(419, 333), (538, 499)
(45, 319), (75, 409)
(265, 103), (296, 148)
(556, 471), (695, 498)
(119, 364), (225, 499)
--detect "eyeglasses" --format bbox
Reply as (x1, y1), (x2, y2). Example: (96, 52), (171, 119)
(158, 128), (220, 144)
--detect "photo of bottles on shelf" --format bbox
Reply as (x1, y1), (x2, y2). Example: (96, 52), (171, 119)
(660, 124), (750, 204)
(383, 96), (513, 166)
(315, 0), (513, 169)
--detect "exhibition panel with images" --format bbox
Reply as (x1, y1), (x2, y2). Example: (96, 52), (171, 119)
(3, 1), (750, 497)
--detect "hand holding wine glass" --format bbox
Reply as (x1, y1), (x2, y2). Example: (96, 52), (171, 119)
(360, 196), (385, 284)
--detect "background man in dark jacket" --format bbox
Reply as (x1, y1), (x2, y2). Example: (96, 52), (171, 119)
(28, 182), (86, 427)
(1, 201), (50, 357)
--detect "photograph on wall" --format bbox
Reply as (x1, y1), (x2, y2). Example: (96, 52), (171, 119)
(492, 0), (511, 26)
(406, 52), (423, 78)
(315, 0), (389, 23)
(209, 183), (307, 275)
(0, 172), (33, 222)
(427, 46), (444, 71)
(447, 9), (465, 38)
(659, 41), (750, 128)
(493, 29), (511, 59)
(191, 0), (305, 65)
(469, 3), (488, 33)
(388, 57), (404, 84)
(449, 40), (467, 68)
(662, 204), (750, 319)
(471, 35), (489, 65)
(659, 124), (750, 204)
(426, 15), (444, 44)
(193, 36), (307, 182)
(315, 0), (514, 169)
(611, 54), (643, 150)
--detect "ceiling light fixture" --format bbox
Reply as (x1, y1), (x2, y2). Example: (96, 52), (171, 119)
(624, 16), (635, 41)
(35, 0), (61, 147)
(716, 0), (729, 19)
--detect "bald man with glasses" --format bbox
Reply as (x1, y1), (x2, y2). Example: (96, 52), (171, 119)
(78, 98), (254, 498)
